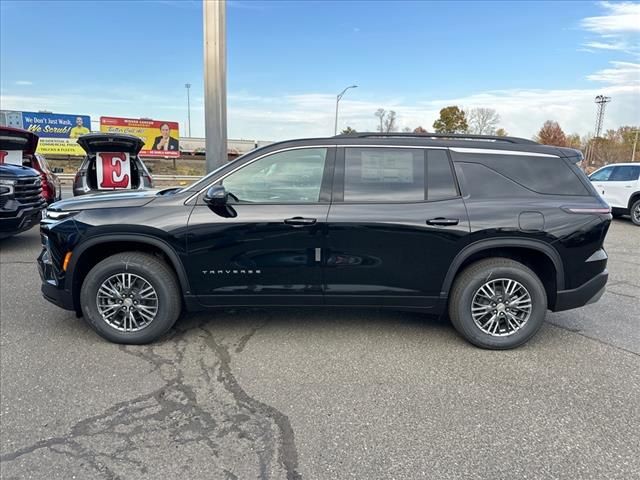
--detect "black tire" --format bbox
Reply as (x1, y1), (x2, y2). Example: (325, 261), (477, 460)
(631, 199), (640, 226)
(448, 258), (547, 349)
(611, 211), (624, 219)
(80, 252), (181, 344)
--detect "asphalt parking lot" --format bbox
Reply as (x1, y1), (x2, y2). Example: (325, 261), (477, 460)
(1, 203), (639, 479)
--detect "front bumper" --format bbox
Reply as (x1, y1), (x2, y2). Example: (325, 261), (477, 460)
(37, 237), (75, 311)
(0, 207), (42, 238)
(553, 270), (608, 312)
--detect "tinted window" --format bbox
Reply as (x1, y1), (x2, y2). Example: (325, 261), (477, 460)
(344, 148), (424, 202)
(610, 165), (640, 181)
(222, 148), (327, 203)
(457, 162), (535, 198)
(589, 167), (613, 181)
(427, 150), (458, 200)
(452, 151), (588, 195)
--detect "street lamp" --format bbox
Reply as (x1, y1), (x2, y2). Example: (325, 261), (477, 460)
(334, 84), (358, 135)
(185, 83), (192, 137)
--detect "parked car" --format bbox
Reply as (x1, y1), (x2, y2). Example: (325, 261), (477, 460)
(0, 126), (61, 204)
(39, 133), (611, 349)
(1, 127), (47, 239)
(73, 132), (153, 196)
(589, 162), (640, 226)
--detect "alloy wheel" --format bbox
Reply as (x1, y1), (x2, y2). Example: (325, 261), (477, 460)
(471, 278), (532, 336)
(96, 273), (158, 332)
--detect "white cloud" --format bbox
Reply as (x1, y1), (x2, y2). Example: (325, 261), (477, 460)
(587, 61), (640, 84)
(14, 80), (33, 86)
(580, 2), (640, 54)
(581, 2), (640, 33)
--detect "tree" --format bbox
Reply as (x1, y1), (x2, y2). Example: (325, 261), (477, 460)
(402, 127), (412, 132)
(374, 108), (386, 132)
(384, 110), (397, 132)
(566, 133), (582, 149)
(495, 128), (508, 136)
(341, 126), (357, 135)
(413, 126), (428, 134)
(374, 109), (398, 133)
(467, 108), (500, 135)
(433, 106), (468, 133)
(535, 120), (567, 147)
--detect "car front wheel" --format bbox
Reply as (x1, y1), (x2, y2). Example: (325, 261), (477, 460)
(448, 258), (547, 349)
(80, 252), (181, 344)
(631, 199), (640, 226)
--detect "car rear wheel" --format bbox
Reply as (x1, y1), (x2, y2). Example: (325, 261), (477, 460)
(631, 199), (640, 226)
(80, 252), (181, 344)
(448, 258), (547, 349)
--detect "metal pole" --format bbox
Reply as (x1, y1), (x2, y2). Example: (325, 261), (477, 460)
(203, 0), (227, 172)
(632, 130), (639, 162)
(333, 85), (358, 135)
(185, 83), (192, 137)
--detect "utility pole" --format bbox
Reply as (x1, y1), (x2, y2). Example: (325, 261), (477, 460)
(588, 95), (612, 166)
(632, 129), (639, 162)
(334, 85), (358, 135)
(203, 0), (227, 172)
(185, 83), (192, 137)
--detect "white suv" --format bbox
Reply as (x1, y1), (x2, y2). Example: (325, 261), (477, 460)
(589, 163), (640, 226)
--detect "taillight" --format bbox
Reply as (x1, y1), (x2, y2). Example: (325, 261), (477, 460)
(562, 206), (611, 214)
(40, 172), (53, 201)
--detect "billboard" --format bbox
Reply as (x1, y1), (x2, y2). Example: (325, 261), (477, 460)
(100, 117), (180, 157)
(0, 110), (91, 155)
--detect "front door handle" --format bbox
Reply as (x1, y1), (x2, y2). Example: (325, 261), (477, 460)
(427, 217), (459, 226)
(284, 217), (317, 227)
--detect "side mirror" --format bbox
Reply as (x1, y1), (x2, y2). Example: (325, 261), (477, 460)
(204, 185), (228, 206)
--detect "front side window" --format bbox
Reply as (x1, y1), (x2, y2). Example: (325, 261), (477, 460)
(222, 148), (327, 203)
(344, 148), (425, 202)
(590, 167), (613, 182)
(610, 165), (640, 182)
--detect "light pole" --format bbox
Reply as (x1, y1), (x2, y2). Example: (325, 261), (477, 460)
(203, 0), (227, 173)
(334, 84), (358, 135)
(185, 83), (192, 137)
(632, 129), (639, 162)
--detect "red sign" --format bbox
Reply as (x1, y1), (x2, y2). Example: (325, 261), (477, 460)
(96, 152), (131, 190)
(99, 117), (180, 158)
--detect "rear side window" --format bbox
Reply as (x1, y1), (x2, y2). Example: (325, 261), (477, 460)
(610, 165), (640, 181)
(344, 148), (425, 202)
(451, 151), (588, 195)
(589, 167), (613, 181)
(427, 150), (458, 200)
(456, 162), (535, 198)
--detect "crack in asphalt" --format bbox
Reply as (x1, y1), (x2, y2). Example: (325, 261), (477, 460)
(0, 317), (302, 479)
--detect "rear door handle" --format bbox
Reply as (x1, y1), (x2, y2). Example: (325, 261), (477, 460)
(284, 217), (317, 226)
(427, 217), (459, 226)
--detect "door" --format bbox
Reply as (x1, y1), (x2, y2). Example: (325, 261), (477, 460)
(324, 146), (470, 309)
(605, 165), (640, 209)
(186, 147), (333, 306)
(589, 165), (616, 206)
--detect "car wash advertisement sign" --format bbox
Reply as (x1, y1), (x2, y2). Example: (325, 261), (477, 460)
(20, 112), (91, 155)
(100, 117), (180, 158)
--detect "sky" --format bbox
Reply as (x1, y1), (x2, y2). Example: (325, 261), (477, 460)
(0, 0), (639, 141)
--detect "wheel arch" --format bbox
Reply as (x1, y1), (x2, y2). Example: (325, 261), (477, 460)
(440, 238), (564, 308)
(627, 191), (640, 210)
(67, 234), (191, 312)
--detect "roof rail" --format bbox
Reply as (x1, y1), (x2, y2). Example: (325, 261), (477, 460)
(334, 132), (538, 145)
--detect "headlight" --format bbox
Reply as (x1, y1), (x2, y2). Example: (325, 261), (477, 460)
(44, 209), (80, 220)
(0, 178), (15, 195)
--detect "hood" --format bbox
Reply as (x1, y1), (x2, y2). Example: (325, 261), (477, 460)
(0, 164), (41, 178)
(0, 126), (39, 154)
(49, 189), (159, 211)
(77, 133), (145, 155)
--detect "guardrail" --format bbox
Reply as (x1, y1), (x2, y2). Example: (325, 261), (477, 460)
(57, 174), (200, 182)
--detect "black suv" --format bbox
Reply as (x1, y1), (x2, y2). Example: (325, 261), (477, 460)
(38, 133), (611, 349)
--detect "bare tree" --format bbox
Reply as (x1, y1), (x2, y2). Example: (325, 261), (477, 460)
(402, 126), (412, 132)
(373, 109), (398, 132)
(468, 108), (500, 135)
(384, 111), (397, 132)
(374, 109), (386, 132)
